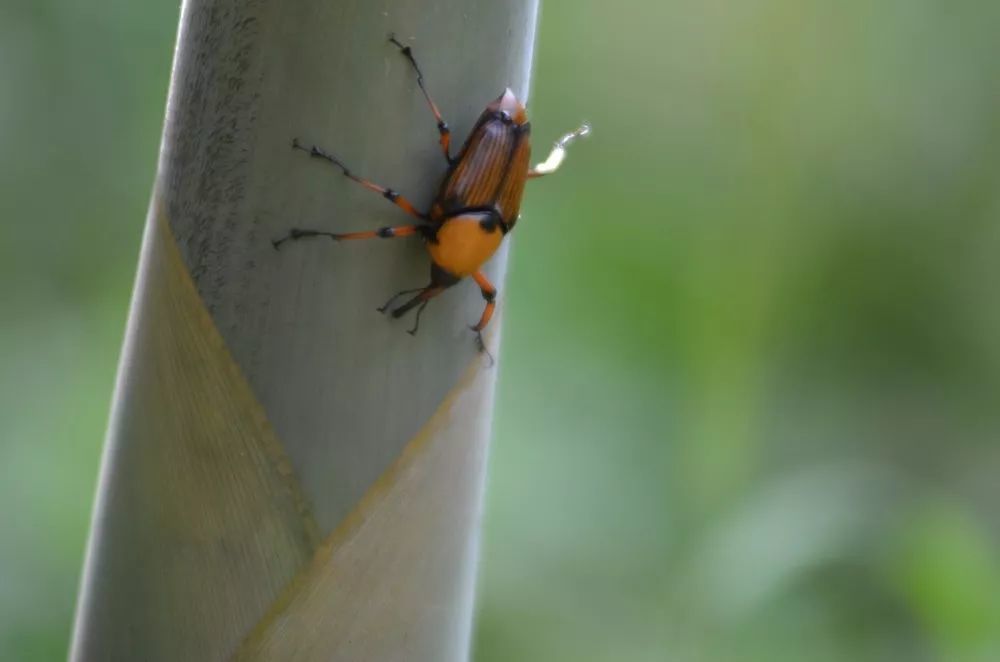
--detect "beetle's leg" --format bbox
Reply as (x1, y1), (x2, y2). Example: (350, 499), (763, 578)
(388, 34), (452, 163)
(390, 285), (445, 335)
(469, 271), (497, 333)
(528, 122), (591, 178)
(272, 224), (430, 250)
(468, 271), (497, 365)
(292, 139), (427, 219)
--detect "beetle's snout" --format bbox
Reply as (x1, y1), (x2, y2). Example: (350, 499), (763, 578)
(497, 87), (518, 105)
(488, 87), (528, 125)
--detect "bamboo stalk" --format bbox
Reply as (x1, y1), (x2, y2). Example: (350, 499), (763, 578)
(70, 0), (539, 659)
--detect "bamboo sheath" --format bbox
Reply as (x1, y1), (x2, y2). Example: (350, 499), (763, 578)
(71, 0), (539, 659)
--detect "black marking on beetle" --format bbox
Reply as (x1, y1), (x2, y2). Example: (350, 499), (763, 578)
(431, 263), (462, 287)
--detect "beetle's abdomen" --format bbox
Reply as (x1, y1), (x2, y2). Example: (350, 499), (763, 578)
(427, 212), (504, 278)
(436, 116), (531, 226)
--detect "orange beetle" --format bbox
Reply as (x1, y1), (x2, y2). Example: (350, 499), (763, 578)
(274, 35), (588, 357)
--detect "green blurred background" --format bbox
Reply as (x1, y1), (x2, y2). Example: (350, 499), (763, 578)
(3, 1), (1000, 660)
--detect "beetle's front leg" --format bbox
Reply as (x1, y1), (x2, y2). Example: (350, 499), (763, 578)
(528, 122), (591, 178)
(388, 34), (453, 164)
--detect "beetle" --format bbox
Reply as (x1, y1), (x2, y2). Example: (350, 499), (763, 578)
(273, 34), (588, 359)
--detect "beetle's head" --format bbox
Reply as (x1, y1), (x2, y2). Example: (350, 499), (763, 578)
(485, 88), (528, 125)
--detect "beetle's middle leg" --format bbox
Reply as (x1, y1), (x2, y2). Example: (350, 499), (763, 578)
(291, 138), (427, 219)
(272, 224), (431, 250)
(388, 34), (452, 163)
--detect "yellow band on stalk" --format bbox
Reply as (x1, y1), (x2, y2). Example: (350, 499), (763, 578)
(234, 357), (493, 660)
(72, 203), (324, 661)
(131, 201), (495, 661)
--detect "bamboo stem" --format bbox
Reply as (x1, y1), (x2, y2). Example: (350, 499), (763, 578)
(71, 0), (539, 659)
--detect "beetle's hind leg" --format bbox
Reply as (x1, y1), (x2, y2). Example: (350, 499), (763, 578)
(469, 271), (497, 333)
(469, 271), (497, 365)
(387, 34), (452, 163)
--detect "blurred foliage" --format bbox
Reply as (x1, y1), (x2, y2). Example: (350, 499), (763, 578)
(2, 0), (1000, 660)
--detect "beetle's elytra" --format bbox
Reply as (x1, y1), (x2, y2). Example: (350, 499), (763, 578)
(273, 34), (588, 360)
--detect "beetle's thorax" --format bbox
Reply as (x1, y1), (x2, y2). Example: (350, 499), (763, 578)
(426, 212), (504, 278)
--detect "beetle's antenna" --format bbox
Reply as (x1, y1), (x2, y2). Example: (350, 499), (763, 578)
(377, 287), (425, 314)
(557, 122), (592, 149)
(530, 122), (591, 177)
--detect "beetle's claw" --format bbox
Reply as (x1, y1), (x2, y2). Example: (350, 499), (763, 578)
(470, 329), (495, 367)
